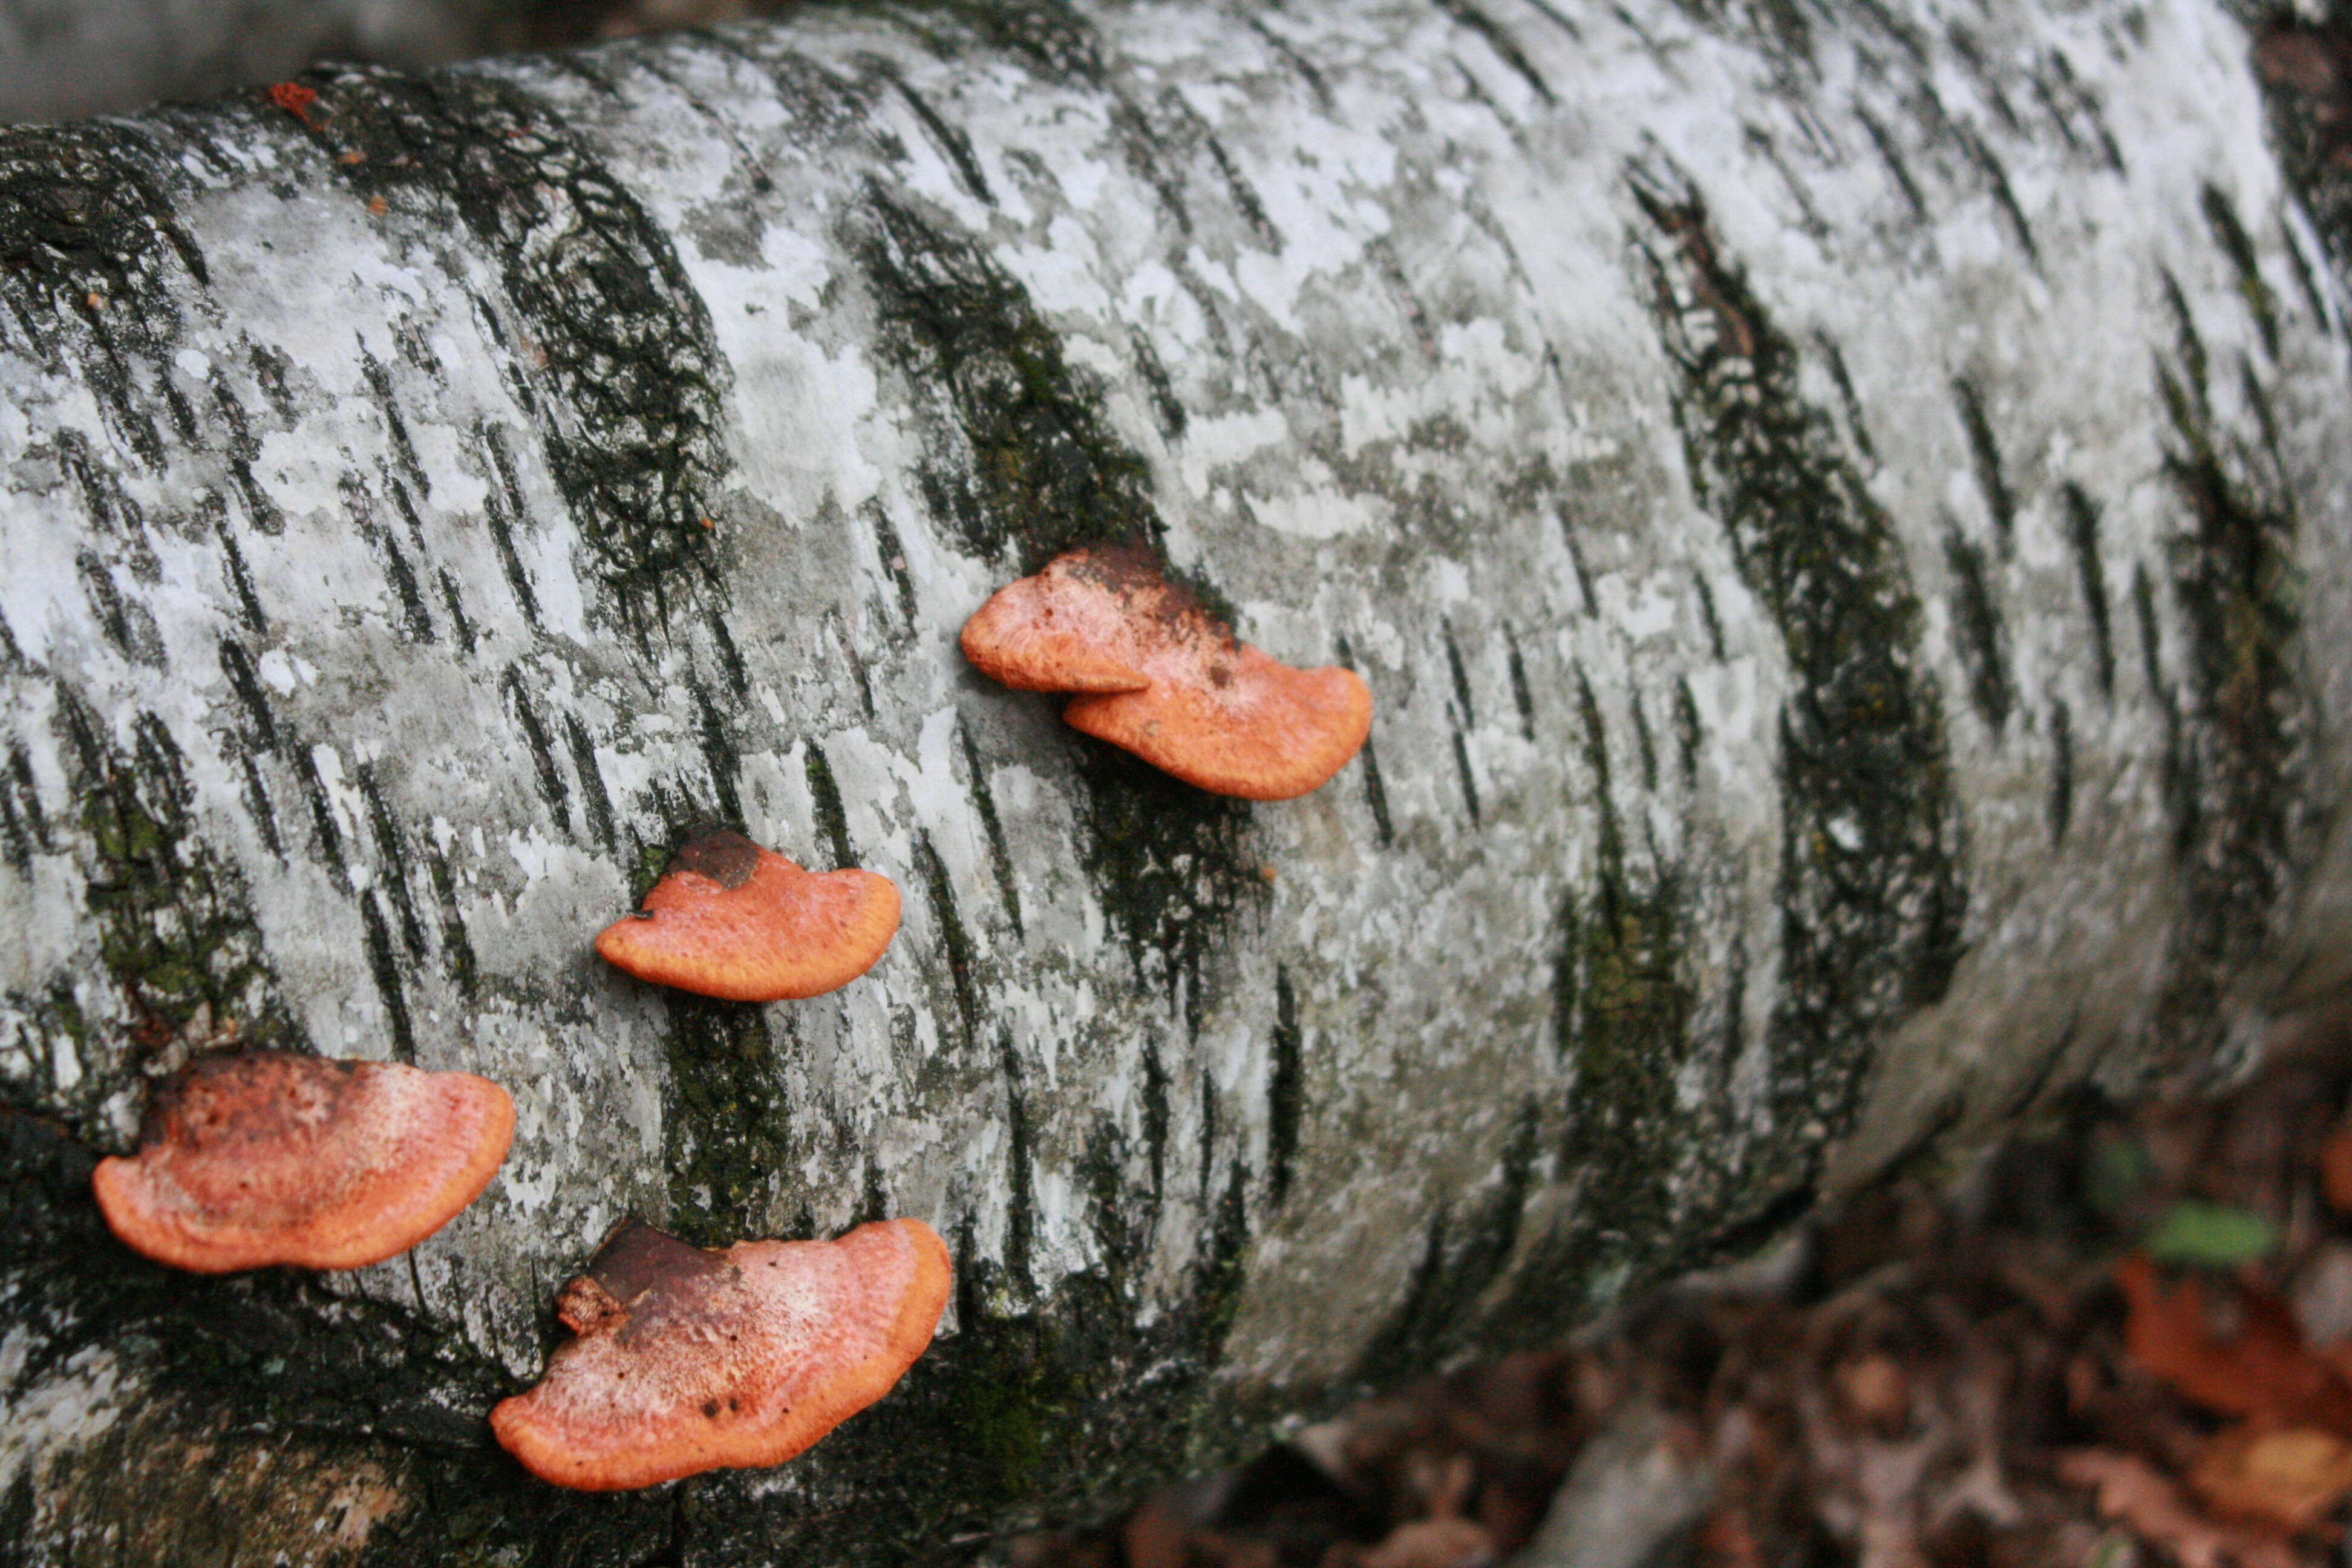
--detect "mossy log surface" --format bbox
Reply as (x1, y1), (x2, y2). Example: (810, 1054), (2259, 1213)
(2, 0), (2350, 1561)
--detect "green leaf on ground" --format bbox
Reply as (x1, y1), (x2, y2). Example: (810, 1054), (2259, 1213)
(2142, 1200), (2279, 1267)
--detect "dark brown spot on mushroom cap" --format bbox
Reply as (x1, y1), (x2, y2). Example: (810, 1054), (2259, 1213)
(588, 1216), (731, 1302)
(491, 1217), (952, 1490)
(666, 824), (762, 889)
(961, 546), (1373, 799)
(595, 835), (901, 1002)
(91, 1051), (515, 1273)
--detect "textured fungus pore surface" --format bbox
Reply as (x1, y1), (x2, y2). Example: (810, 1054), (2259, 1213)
(491, 1217), (953, 1491)
(593, 829), (902, 1002)
(961, 546), (1373, 800)
(90, 1051), (515, 1272)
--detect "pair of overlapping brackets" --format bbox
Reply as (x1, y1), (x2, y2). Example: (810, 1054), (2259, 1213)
(90, 548), (1374, 1489)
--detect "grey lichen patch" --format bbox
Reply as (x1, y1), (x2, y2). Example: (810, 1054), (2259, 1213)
(286, 62), (733, 630)
(1353, 1103), (1539, 1386)
(1634, 164), (1965, 1149)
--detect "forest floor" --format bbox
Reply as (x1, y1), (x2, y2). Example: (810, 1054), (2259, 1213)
(1001, 1021), (2352, 1568)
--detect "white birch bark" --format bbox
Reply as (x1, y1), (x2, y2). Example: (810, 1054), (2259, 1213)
(0, 0), (2346, 1558)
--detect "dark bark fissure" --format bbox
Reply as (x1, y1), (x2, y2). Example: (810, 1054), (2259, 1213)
(1352, 1097), (1541, 1384)
(1941, 523), (2014, 734)
(2144, 269), (2307, 1068)
(1474, 163), (1972, 1324)
(288, 62), (731, 629)
(852, 185), (1270, 1013)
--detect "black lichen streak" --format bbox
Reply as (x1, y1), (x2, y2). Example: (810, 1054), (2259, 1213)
(917, 831), (984, 1056)
(1950, 377), (2017, 552)
(857, 187), (1160, 569)
(0, 120), (206, 469)
(1941, 524), (2014, 733)
(293, 65), (731, 629)
(2058, 482), (2115, 701)
(2198, 183), (2279, 362)
(1635, 167), (1965, 1164)
(857, 188), (1267, 990)
(804, 741), (855, 871)
(2146, 310), (2305, 1067)
(1354, 1102), (1538, 1383)
(958, 718), (1026, 939)
(1433, 0), (1557, 106)
(1336, 636), (1395, 848)
(1266, 969), (1304, 1210)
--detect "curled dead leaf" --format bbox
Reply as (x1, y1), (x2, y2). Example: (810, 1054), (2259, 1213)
(2057, 1449), (2297, 1568)
(2114, 1255), (2352, 1433)
(2187, 1423), (2352, 1534)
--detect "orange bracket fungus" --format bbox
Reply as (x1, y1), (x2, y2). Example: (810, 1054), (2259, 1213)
(959, 545), (1373, 800)
(91, 1050), (514, 1273)
(491, 1216), (952, 1490)
(594, 826), (900, 1002)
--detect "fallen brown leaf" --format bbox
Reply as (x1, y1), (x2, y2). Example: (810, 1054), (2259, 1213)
(1123, 1498), (1194, 1568)
(2187, 1423), (2352, 1534)
(2057, 1449), (2298, 1568)
(2115, 1255), (2352, 1433)
(2319, 1124), (2352, 1218)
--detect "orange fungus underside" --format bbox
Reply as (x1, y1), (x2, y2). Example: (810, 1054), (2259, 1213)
(594, 828), (900, 1002)
(959, 545), (1372, 800)
(491, 1217), (953, 1490)
(91, 1051), (514, 1273)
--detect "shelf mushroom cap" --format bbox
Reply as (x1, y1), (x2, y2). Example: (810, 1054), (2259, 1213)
(492, 1217), (953, 1490)
(959, 546), (1373, 800)
(91, 1051), (515, 1273)
(594, 827), (901, 1002)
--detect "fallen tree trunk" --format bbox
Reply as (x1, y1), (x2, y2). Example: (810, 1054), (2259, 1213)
(1, 0), (2348, 1560)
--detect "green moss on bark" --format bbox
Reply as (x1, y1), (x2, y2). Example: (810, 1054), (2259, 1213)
(1636, 168), (1964, 1138)
(0, 697), (304, 1146)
